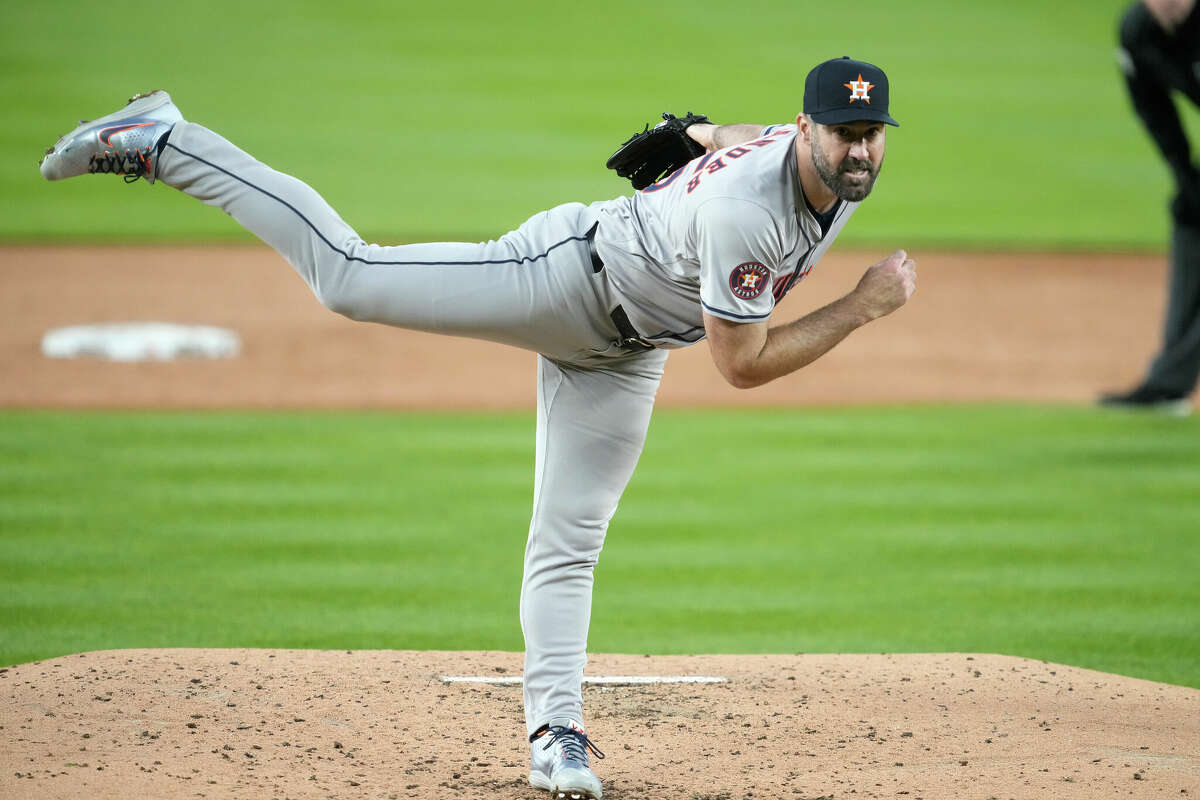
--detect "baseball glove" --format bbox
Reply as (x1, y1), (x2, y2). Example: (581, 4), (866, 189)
(606, 112), (711, 190)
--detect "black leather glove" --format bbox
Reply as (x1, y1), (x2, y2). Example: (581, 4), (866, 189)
(606, 113), (711, 190)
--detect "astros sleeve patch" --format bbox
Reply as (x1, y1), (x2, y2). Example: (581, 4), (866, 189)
(729, 262), (770, 300)
(693, 198), (784, 323)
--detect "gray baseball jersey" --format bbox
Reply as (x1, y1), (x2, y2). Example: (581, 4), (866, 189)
(149, 114), (859, 747)
(594, 123), (858, 347)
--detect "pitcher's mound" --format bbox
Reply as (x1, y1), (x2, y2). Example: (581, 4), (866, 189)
(2, 649), (1197, 799)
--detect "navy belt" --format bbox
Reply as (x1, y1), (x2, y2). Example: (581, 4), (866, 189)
(585, 221), (605, 272)
(586, 222), (655, 352)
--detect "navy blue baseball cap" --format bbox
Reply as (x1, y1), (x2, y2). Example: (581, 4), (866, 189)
(804, 56), (899, 127)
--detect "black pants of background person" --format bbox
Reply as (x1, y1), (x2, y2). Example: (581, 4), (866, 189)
(1103, 0), (1200, 414)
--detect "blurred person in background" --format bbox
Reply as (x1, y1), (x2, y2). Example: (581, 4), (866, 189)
(1102, 0), (1200, 416)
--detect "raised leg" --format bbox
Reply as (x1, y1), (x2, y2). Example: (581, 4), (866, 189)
(157, 121), (617, 361)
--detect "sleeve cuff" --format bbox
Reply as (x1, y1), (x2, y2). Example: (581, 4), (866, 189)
(701, 301), (772, 322)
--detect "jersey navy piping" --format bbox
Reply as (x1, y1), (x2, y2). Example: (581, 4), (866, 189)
(699, 301), (771, 321)
(641, 324), (706, 344)
(780, 203), (850, 297)
(163, 142), (588, 268)
(776, 220), (814, 298)
(774, 243), (817, 301)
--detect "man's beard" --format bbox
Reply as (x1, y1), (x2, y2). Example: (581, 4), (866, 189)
(811, 135), (881, 202)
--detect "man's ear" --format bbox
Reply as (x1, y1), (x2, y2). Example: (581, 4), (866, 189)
(796, 113), (812, 143)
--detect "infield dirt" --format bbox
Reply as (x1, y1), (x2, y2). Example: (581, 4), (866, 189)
(1, 245), (1190, 409)
(2, 245), (1197, 799)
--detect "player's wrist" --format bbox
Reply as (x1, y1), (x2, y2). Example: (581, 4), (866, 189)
(841, 289), (886, 324)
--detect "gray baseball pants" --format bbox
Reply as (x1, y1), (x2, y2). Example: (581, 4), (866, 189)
(157, 121), (669, 735)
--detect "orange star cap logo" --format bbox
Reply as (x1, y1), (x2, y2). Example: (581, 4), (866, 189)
(844, 74), (875, 104)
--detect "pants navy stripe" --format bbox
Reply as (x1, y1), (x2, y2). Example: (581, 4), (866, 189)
(164, 141), (588, 267)
(644, 324), (706, 343)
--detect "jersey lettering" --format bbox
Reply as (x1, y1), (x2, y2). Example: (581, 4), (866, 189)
(684, 131), (787, 193)
(642, 166), (684, 193)
(772, 261), (815, 302)
(772, 275), (789, 302)
(746, 129), (789, 148)
(686, 156), (731, 193)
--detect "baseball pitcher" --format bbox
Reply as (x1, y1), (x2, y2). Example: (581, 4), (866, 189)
(40, 56), (916, 800)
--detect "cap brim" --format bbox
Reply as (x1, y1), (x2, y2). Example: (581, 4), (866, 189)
(808, 108), (899, 127)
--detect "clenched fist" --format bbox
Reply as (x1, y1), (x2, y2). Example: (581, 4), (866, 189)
(851, 249), (917, 321)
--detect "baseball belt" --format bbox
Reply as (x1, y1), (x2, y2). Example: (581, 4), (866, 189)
(586, 223), (656, 352)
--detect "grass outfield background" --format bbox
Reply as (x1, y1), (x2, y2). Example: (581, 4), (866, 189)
(4, 0), (1197, 248)
(2, 409), (1197, 688)
(3, 0), (1199, 693)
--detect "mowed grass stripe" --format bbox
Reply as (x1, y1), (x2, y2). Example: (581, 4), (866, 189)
(0, 407), (1196, 687)
(4, 0), (1179, 249)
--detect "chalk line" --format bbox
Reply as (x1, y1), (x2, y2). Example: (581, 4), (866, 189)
(440, 675), (727, 685)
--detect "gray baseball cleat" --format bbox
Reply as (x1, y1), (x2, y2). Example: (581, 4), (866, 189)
(39, 90), (181, 184)
(528, 718), (605, 799)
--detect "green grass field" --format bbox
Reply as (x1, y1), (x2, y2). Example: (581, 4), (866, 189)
(3, 1), (1198, 693)
(4, 0), (1194, 248)
(3, 408), (1197, 687)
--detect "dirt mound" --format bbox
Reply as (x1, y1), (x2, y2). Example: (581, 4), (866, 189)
(2, 649), (1197, 799)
